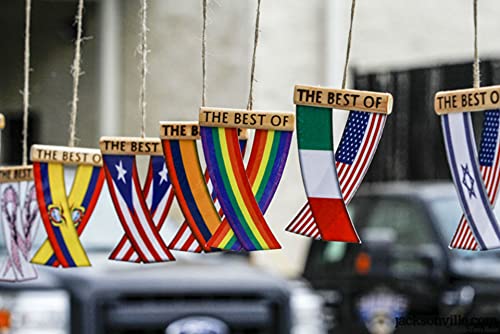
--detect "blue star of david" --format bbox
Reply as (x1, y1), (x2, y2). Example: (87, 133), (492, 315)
(461, 164), (476, 199)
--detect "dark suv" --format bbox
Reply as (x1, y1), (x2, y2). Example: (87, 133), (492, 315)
(304, 182), (500, 334)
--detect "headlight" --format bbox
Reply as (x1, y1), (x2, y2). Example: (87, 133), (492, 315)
(0, 290), (69, 334)
(290, 282), (327, 334)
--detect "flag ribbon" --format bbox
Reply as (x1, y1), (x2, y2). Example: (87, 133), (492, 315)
(31, 162), (103, 267)
(162, 139), (225, 252)
(168, 139), (247, 253)
(200, 127), (281, 251)
(208, 129), (293, 250)
(450, 110), (500, 250)
(102, 154), (175, 263)
(442, 112), (500, 250)
(109, 156), (175, 262)
(31, 164), (104, 267)
(0, 181), (39, 281)
(287, 107), (386, 240)
(290, 105), (358, 242)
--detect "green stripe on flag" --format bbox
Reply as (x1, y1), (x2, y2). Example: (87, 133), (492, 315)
(296, 105), (333, 151)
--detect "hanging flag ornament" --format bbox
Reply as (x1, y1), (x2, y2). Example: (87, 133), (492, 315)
(0, 167), (39, 282)
(207, 126), (292, 251)
(31, 0), (106, 268)
(100, 138), (175, 263)
(108, 155), (175, 262)
(199, 108), (295, 251)
(0, 0), (40, 282)
(286, 87), (391, 242)
(100, 0), (175, 263)
(30, 146), (104, 268)
(437, 0), (500, 252)
(286, 0), (393, 243)
(449, 109), (500, 250)
(160, 123), (248, 253)
(168, 140), (248, 254)
(436, 91), (500, 251)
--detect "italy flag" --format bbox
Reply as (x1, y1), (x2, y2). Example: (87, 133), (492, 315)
(297, 105), (360, 243)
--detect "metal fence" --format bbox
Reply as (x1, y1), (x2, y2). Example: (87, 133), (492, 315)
(355, 60), (500, 182)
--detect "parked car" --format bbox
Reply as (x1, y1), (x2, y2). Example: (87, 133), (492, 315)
(0, 188), (324, 334)
(304, 182), (500, 334)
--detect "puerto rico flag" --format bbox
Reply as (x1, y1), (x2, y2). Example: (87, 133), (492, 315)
(103, 155), (175, 263)
(109, 156), (175, 262)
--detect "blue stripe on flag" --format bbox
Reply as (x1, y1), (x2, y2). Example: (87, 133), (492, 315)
(443, 115), (486, 249)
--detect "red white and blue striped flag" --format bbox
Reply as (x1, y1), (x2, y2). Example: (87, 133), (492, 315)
(109, 156), (176, 262)
(287, 111), (386, 239)
(103, 155), (175, 263)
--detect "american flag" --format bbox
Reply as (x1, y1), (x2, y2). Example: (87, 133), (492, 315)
(109, 156), (175, 262)
(286, 111), (386, 239)
(104, 155), (175, 263)
(450, 110), (500, 250)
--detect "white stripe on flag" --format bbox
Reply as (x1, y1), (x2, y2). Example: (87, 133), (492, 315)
(112, 180), (156, 262)
(445, 114), (500, 250)
(300, 150), (342, 199)
(131, 183), (171, 261)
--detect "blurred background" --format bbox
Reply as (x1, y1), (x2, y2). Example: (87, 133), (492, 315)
(2, 1), (500, 334)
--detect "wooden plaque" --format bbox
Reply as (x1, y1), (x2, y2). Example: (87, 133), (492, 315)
(435, 85), (500, 115)
(160, 121), (249, 140)
(0, 114), (5, 130)
(31, 145), (103, 166)
(199, 107), (295, 131)
(294, 85), (393, 115)
(100, 137), (163, 156)
(0, 166), (34, 183)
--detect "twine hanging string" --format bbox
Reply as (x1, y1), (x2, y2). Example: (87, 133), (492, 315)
(202, 0), (208, 107)
(21, 0), (32, 165)
(139, 0), (149, 138)
(473, 0), (480, 89)
(341, 0), (357, 90)
(68, 0), (85, 147)
(246, 0), (262, 111)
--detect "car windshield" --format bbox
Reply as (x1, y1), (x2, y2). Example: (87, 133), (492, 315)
(430, 196), (500, 258)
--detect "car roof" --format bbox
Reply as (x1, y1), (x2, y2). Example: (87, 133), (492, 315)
(356, 181), (457, 202)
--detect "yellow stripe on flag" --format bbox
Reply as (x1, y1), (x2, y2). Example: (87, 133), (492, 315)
(218, 128), (267, 248)
(47, 163), (90, 266)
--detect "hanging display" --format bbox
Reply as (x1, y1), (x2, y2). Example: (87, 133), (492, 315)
(0, 167), (39, 281)
(109, 155), (175, 262)
(0, 0), (40, 281)
(29, 0), (107, 268)
(449, 109), (500, 250)
(168, 155), (245, 253)
(30, 146), (104, 268)
(0, 114), (40, 281)
(286, 87), (388, 240)
(100, 137), (175, 263)
(437, 0), (500, 252)
(207, 127), (292, 250)
(161, 123), (247, 253)
(199, 108), (294, 251)
(436, 87), (500, 251)
(286, 86), (392, 242)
